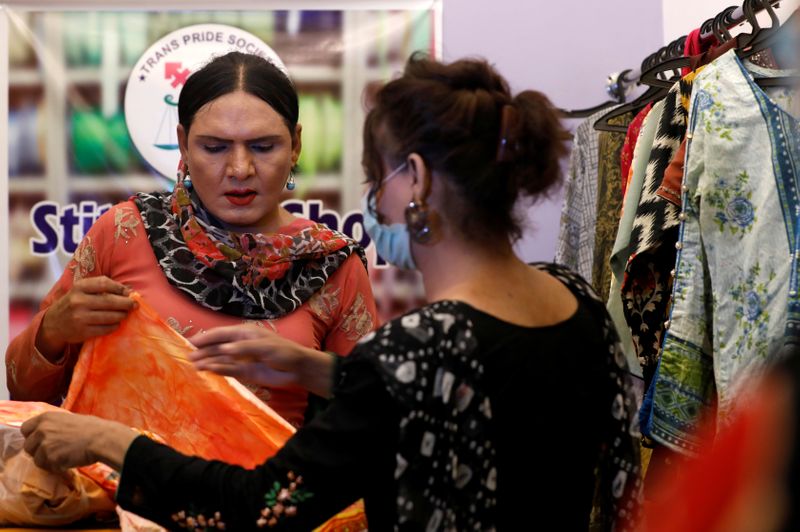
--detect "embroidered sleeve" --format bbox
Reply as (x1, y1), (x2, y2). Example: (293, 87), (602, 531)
(70, 236), (97, 282)
(621, 81), (687, 390)
(4, 202), (124, 403)
(309, 285), (342, 325)
(322, 255), (378, 355)
(117, 354), (398, 531)
(114, 206), (141, 242)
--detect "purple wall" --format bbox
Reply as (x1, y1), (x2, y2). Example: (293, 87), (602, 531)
(442, 0), (665, 262)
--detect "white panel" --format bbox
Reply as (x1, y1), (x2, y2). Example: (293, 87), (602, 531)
(0, 7), (9, 400)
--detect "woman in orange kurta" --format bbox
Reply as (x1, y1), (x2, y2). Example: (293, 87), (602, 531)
(5, 51), (376, 429)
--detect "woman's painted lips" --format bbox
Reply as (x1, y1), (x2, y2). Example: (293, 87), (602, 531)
(225, 189), (257, 206)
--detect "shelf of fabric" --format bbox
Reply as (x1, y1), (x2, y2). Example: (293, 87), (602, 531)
(9, 68), (135, 87)
(297, 173), (342, 193)
(8, 69), (42, 87)
(68, 67), (130, 85)
(10, 283), (52, 301)
(289, 65), (343, 85)
(68, 174), (170, 193)
(9, 178), (48, 194)
(366, 66), (402, 83)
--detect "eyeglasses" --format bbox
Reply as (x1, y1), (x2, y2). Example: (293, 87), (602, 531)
(368, 161), (408, 219)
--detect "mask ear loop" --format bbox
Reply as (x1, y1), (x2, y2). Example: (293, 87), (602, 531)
(373, 161), (408, 222)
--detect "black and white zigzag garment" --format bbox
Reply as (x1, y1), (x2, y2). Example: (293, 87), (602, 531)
(627, 78), (692, 257)
(622, 76), (695, 388)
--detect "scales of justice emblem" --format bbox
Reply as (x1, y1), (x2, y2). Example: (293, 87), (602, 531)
(125, 24), (285, 180)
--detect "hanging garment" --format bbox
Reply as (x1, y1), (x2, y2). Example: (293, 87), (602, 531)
(593, 113), (634, 301)
(610, 101), (665, 284)
(62, 292), (366, 530)
(621, 70), (702, 393)
(657, 138), (687, 206)
(556, 108), (617, 281)
(645, 50), (800, 454)
(621, 41), (745, 391)
(620, 104), (654, 198)
(682, 28), (718, 77)
(656, 45), (778, 210)
(0, 401), (117, 526)
(608, 101), (666, 381)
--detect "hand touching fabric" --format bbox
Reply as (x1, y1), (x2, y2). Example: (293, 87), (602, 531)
(190, 325), (337, 398)
(36, 276), (138, 361)
(21, 411), (138, 472)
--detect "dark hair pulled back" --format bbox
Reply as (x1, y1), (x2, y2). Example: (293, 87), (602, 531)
(363, 53), (569, 245)
(178, 51), (298, 136)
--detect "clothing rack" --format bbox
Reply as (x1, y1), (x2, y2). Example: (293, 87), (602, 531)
(699, 0), (781, 41)
(605, 70), (639, 103)
(561, 0), (784, 118)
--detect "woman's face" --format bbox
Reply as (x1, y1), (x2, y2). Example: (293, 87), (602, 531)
(177, 90), (301, 232)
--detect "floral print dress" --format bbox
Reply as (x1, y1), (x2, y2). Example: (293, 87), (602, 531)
(644, 50), (800, 454)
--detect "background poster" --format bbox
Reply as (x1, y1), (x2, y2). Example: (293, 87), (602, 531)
(1, 4), (441, 399)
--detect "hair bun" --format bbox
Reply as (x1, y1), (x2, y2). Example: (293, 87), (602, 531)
(363, 54), (568, 247)
(405, 52), (509, 95)
(509, 90), (569, 196)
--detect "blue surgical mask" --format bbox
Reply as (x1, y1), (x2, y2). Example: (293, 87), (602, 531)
(361, 191), (416, 270)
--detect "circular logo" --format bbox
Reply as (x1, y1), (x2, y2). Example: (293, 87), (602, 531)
(124, 24), (286, 180)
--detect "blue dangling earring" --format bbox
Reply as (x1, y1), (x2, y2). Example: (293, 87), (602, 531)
(286, 171), (296, 191)
(177, 162), (192, 189)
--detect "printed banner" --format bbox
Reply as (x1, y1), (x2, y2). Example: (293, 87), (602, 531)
(3, 6), (441, 398)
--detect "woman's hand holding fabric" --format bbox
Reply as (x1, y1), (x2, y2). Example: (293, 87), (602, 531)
(190, 325), (337, 398)
(20, 411), (138, 472)
(36, 276), (138, 362)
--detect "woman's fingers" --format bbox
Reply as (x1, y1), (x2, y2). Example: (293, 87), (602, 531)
(20, 414), (42, 437)
(77, 276), (129, 296)
(92, 293), (137, 312)
(84, 310), (129, 325)
(191, 325), (269, 349)
(194, 361), (249, 378)
(190, 338), (275, 363)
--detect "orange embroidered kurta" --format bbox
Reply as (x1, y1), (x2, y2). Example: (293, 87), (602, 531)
(5, 201), (377, 428)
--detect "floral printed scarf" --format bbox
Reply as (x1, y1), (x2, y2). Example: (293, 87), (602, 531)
(133, 180), (366, 319)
